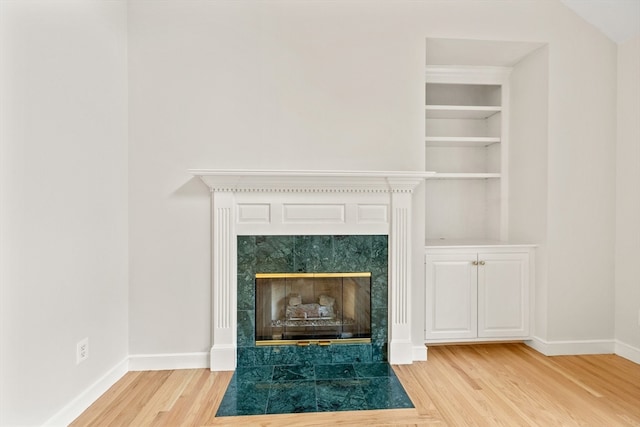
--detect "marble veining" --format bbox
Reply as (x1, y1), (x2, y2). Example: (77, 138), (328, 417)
(222, 234), (400, 416)
(236, 235), (389, 366)
(216, 362), (414, 417)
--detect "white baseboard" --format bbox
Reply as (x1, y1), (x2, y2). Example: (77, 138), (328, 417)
(526, 336), (615, 356)
(210, 345), (236, 371)
(43, 357), (128, 427)
(389, 339), (414, 364)
(129, 351), (210, 371)
(412, 345), (428, 361)
(615, 340), (640, 364)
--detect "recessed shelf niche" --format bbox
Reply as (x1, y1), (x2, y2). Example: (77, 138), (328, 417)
(425, 67), (510, 244)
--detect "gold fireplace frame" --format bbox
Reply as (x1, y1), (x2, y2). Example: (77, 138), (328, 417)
(255, 272), (372, 346)
(255, 272), (371, 279)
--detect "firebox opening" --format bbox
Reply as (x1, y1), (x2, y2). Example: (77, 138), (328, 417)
(255, 272), (372, 346)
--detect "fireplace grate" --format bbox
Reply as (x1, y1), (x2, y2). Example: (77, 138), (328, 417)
(255, 272), (372, 346)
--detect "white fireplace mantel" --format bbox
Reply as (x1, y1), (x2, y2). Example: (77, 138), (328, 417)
(190, 169), (432, 371)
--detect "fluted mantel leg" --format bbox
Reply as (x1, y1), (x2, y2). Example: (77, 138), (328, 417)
(388, 188), (415, 364)
(210, 191), (237, 371)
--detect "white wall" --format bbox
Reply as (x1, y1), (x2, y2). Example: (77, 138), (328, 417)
(509, 46), (550, 340)
(545, 18), (617, 343)
(0, 2), (129, 425)
(128, 0), (618, 357)
(127, 0), (426, 356)
(615, 35), (640, 356)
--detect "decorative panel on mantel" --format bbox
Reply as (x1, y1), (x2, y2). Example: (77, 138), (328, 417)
(232, 192), (391, 236)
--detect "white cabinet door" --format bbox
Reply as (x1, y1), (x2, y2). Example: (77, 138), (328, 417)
(425, 253), (478, 340)
(477, 252), (529, 338)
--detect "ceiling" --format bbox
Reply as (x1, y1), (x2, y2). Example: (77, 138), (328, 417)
(425, 1), (639, 66)
(561, 0), (640, 44)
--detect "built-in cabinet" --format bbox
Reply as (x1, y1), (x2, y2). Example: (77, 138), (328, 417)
(424, 66), (534, 344)
(424, 247), (532, 342)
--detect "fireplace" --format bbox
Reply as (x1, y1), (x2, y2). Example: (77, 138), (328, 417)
(255, 272), (372, 345)
(191, 169), (427, 370)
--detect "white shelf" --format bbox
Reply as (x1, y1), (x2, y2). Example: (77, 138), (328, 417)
(425, 136), (501, 147)
(425, 239), (536, 248)
(426, 173), (501, 179)
(425, 105), (502, 119)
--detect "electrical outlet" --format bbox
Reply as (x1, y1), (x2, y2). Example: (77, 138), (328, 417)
(77, 338), (89, 364)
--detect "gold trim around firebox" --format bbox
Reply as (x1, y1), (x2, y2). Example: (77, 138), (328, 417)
(255, 272), (371, 279)
(255, 338), (371, 346)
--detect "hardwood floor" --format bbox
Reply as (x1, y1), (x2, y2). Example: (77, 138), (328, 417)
(71, 343), (640, 426)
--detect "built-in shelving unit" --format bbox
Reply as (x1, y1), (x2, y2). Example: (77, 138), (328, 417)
(422, 41), (539, 346)
(425, 67), (511, 244)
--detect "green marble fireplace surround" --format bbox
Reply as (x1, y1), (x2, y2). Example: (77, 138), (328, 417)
(237, 235), (388, 366)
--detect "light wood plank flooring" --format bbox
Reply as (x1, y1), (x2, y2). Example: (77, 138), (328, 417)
(71, 343), (640, 426)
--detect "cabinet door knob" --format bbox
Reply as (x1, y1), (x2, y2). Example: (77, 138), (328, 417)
(472, 261), (479, 266)
(479, 260), (485, 265)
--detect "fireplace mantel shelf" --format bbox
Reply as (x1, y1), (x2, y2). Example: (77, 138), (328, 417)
(190, 169), (434, 193)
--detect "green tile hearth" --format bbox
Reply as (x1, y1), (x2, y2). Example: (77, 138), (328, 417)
(226, 234), (398, 416)
(215, 362), (414, 417)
